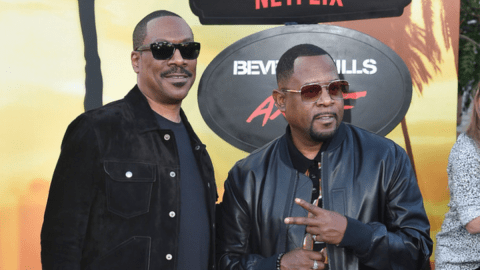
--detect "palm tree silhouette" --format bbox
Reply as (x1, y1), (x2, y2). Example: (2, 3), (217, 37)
(78, 0), (103, 111)
(335, 0), (457, 179)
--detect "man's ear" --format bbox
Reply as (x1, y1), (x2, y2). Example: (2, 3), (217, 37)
(272, 89), (286, 113)
(131, 51), (140, 73)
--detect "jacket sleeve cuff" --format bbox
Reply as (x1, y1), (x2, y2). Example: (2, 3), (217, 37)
(338, 216), (373, 255)
(253, 253), (279, 270)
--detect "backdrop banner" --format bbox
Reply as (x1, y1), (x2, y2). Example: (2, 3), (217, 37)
(0, 0), (459, 269)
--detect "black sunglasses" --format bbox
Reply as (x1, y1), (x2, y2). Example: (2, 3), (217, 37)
(284, 80), (349, 103)
(135, 41), (200, 60)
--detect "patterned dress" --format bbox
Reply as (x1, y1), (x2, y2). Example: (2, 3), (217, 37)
(435, 133), (480, 270)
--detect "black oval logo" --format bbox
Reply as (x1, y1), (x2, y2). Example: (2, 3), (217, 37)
(198, 24), (412, 153)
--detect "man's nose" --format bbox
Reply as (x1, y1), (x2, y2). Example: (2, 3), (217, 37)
(168, 48), (186, 65)
(316, 87), (334, 105)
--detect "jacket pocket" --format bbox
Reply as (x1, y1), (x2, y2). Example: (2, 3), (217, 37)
(104, 161), (156, 218)
(87, 236), (151, 270)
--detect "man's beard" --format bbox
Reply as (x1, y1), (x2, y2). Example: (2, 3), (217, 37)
(309, 127), (336, 142)
(309, 113), (338, 142)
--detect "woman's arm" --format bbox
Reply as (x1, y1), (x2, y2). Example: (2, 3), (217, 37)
(466, 216), (480, 234)
(448, 135), (480, 235)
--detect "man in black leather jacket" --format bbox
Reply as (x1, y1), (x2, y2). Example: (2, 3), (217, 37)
(41, 10), (217, 270)
(216, 44), (432, 270)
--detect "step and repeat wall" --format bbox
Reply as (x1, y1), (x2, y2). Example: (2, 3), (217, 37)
(0, 0), (458, 268)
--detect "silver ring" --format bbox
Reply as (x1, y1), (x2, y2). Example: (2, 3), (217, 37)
(313, 260), (319, 270)
(312, 234), (317, 241)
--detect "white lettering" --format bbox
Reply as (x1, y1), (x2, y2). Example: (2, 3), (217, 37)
(351, 59), (358, 74)
(234, 59), (377, 75)
(343, 59), (357, 74)
(260, 60), (277, 75)
(334, 59), (377, 75)
(233, 60), (248, 75)
(341, 60), (347, 74)
(250, 60), (262, 75)
(362, 59), (377, 75)
(233, 60), (278, 75)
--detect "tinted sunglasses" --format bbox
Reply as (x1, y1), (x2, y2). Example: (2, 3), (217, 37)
(135, 41), (200, 60)
(284, 80), (349, 103)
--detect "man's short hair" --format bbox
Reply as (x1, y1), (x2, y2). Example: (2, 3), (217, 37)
(133, 10), (182, 50)
(276, 44), (335, 85)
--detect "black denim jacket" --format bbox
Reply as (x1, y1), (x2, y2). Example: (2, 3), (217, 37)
(41, 85), (217, 270)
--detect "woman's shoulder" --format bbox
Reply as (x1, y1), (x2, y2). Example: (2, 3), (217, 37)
(451, 133), (479, 156)
(449, 133), (480, 170)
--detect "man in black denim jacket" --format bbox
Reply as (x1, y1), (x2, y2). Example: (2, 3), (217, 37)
(41, 10), (217, 270)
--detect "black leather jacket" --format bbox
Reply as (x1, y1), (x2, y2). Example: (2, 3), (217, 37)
(41, 85), (217, 270)
(217, 122), (432, 270)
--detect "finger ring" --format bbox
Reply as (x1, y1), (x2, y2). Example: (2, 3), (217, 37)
(312, 234), (316, 241)
(313, 260), (319, 270)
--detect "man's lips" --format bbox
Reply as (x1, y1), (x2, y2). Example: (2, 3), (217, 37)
(161, 70), (191, 86)
(314, 112), (337, 122)
(164, 73), (188, 79)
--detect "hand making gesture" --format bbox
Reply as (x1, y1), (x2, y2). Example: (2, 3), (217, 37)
(285, 198), (348, 245)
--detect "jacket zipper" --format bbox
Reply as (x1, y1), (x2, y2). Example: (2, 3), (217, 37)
(321, 152), (333, 270)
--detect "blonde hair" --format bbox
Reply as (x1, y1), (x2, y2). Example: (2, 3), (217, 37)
(466, 83), (480, 145)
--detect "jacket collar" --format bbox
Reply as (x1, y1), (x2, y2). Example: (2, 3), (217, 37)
(124, 85), (202, 145)
(325, 122), (347, 152)
(124, 85), (159, 133)
(285, 126), (322, 173)
(279, 121), (348, 166)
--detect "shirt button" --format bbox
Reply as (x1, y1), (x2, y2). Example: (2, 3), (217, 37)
(169, 211), (176, 218)
(166, 254), (172, 260)
(125, 171), (133, 178)
(195, 145), (201, 150)
(164, 134), (171, 141)
(170, 171), (176, 177)
(208, 183), (211, 188)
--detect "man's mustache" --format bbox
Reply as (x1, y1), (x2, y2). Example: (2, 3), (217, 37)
(161, 67), (193, 78)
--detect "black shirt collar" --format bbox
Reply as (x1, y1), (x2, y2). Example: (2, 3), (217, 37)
(286, 126), (331, 173)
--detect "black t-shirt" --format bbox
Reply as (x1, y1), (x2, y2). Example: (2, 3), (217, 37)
(285, 127), (330, 206)
(155, 113), (210, 270)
